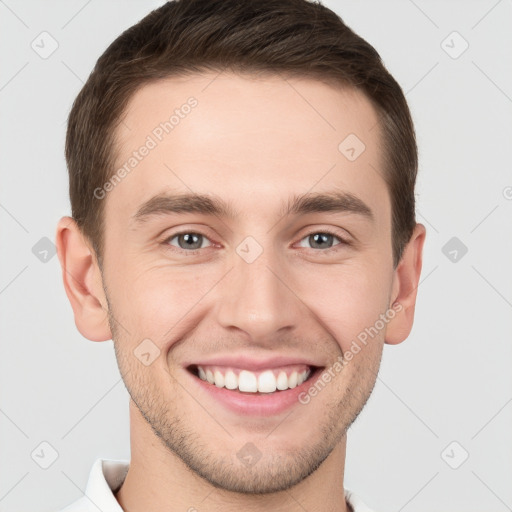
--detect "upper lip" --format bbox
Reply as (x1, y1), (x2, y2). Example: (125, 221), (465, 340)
(184, 355), (324, 372)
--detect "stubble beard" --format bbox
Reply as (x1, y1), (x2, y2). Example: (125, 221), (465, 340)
(106, 300), (381, 494)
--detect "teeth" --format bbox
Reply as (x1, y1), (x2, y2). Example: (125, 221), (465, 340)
(195, 366), (312, 393)
(238, 370), (258, 392)
(276, 371), (288, 390)
(258, 370), (277, 393)
(214, 370), (224, 388)
(224, 370), (238, 390)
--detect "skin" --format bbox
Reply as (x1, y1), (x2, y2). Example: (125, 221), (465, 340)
(56, 72), (426, 512)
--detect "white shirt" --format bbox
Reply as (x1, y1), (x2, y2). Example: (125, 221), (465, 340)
(58, 458), (375, 512)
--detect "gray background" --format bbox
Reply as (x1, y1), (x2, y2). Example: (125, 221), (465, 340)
(1, 0), (511, 510)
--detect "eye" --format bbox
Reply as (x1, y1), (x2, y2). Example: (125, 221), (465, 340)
(297, 231), (347, 251)
(165, 232), (212, 251)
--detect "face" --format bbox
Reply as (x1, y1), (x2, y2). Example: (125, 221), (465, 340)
(100, 72), (396, 493)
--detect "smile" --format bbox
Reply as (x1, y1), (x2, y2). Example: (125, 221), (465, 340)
(190, 364), (314, 393)
(185, 361), (324, 416)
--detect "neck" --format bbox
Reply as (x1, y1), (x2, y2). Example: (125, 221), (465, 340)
(115, 401), (350, 512)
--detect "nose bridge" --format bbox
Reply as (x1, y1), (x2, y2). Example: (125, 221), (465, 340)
(216, 240), (299, 340)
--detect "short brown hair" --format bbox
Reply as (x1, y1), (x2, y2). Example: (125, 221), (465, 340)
(66, 0), (417, 269)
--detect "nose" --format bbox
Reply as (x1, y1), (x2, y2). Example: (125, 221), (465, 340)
(215, 246), (301, 344)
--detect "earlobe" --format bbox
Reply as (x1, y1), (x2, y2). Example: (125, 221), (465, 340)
(385, 223), (426, 345)
(55, 216), (112, 342)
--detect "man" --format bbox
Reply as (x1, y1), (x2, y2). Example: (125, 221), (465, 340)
(55, 0), (425, 510)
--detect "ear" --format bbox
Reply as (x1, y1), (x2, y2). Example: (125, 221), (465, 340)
(55, 216), (112, 342)
(385, 223), (426, 345)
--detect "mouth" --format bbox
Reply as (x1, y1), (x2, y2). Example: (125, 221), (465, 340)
(184, 360), (325, 418)
(186, 363), (321, 395)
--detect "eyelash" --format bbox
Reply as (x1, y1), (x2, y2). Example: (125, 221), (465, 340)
(162, 229), (350, 256)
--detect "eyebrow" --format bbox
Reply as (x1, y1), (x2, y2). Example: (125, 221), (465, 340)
(131, 190), (374, 226)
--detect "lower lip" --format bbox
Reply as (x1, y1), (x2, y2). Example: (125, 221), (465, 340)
(188, 368), (323, 416)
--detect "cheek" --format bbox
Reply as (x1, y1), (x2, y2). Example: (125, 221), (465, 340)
(107, 260), (226, 344)
(293, 261), (392, 354)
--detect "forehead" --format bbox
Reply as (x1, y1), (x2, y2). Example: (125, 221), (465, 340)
(107, 72), (388, 227)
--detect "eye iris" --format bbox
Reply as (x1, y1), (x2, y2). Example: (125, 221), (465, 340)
(179, 233), (202, 250)
(310, 233), (333, 249)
